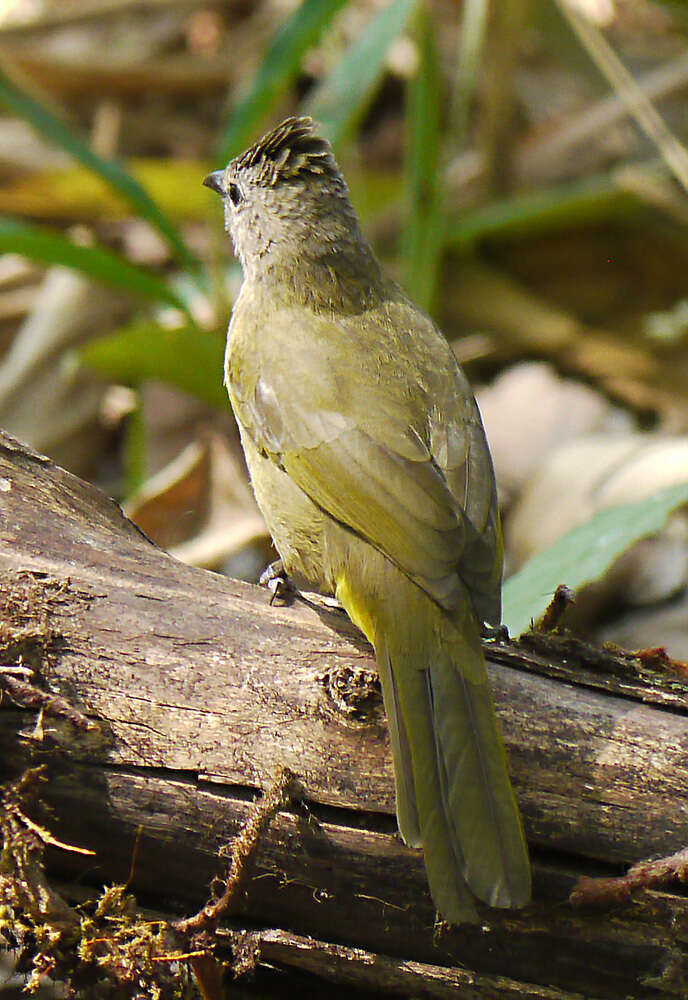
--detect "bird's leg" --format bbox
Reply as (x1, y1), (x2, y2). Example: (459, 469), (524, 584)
(259, 559), (296, 605)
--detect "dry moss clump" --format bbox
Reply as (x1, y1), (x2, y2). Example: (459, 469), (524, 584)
(0, 769), (196, 999)
(1, 765), (295, 999)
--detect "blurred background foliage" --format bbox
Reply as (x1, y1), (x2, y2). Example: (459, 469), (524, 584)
(2, 0), (688, 648)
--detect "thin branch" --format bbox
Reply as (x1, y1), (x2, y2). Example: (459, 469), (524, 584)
(558, 0), (688, 195)
(571, 845), (688, 906)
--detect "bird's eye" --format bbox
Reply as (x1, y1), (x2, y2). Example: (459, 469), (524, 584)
(228, 182), (243, 206)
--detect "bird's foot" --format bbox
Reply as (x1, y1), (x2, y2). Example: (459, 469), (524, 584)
(260, 559), (296, 606)
(481, 622), (509, 643)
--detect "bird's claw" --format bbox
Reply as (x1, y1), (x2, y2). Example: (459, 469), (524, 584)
(260, 560), (296, 605)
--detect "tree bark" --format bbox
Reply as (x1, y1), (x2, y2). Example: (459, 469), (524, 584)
(1, 429), (687, 999)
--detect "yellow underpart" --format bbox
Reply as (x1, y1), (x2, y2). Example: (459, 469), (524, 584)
(335, 571), (377, 647)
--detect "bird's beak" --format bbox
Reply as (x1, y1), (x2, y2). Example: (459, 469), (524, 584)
(203, 170), (225, 195)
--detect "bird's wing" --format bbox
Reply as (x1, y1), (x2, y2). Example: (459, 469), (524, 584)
(228, 301), (501, 614)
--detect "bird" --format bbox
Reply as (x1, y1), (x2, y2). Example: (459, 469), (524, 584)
(204, 116), (531, 923)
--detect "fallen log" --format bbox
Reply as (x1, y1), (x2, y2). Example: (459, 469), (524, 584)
(1, 429), (687, 999)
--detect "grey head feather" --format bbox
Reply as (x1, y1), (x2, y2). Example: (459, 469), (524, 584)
(214, 116), (379, 305)
(233, 116), (338, 187)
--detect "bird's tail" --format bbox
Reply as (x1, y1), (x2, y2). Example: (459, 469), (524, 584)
(337, 557), (531, 924)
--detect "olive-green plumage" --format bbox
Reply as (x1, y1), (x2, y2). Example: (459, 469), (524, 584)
(205, 117), (530, 922)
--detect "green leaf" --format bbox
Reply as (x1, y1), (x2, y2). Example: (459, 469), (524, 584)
(217, 0), (349, 164)
(0, 65), (202, 281)
(81, 320), (227, 411)
(502, 481), (688, 637)
(306, 0), (416, 147)
(0, 218), (188, 313)
(400, 8), (443, 312)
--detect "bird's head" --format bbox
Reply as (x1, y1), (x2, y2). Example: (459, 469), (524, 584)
(204, 117), (362, 277)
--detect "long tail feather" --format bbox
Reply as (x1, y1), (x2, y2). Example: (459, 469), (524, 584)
(337, 553), (531, 921)
(427, 612), (531, 906)
(377, 643), (421, 846)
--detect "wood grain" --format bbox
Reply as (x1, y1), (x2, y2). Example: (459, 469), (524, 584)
(2, 430), (688, 998)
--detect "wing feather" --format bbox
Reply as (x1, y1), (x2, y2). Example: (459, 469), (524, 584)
(228, 298), (500, 612)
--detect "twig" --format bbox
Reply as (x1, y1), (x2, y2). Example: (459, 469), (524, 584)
(0, 668), (94, 730)
(558, 0), (688, 195)
(172, 767), (297, 1000)
(175, 765), (296, 935)
(124, 824), (144, 889)
(16, 808), (95, 856)
(571, 845), (688, 907)
(517, 48), (688, 181)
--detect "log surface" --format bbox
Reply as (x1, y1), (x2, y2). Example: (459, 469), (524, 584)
(1, 429), (688, 999)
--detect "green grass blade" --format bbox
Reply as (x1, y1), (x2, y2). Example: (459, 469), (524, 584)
(502, 481), (688, 637)
(81, 320), (227, 411)
(400, 8), (443, 312)
(445, 172), (637, 250)
(0, 65), (202, 281)
(306, 0), (416, 147)
(449, 0), (489, 149)
(0, 218), (189, 313)
(217, 0), (348, 163)
(123, 401), (148, 496)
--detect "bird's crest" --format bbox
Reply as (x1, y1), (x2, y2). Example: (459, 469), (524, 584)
(232, 117), (337, 186)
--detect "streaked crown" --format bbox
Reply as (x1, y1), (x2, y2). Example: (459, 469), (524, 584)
(232, 116), (338, 187)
